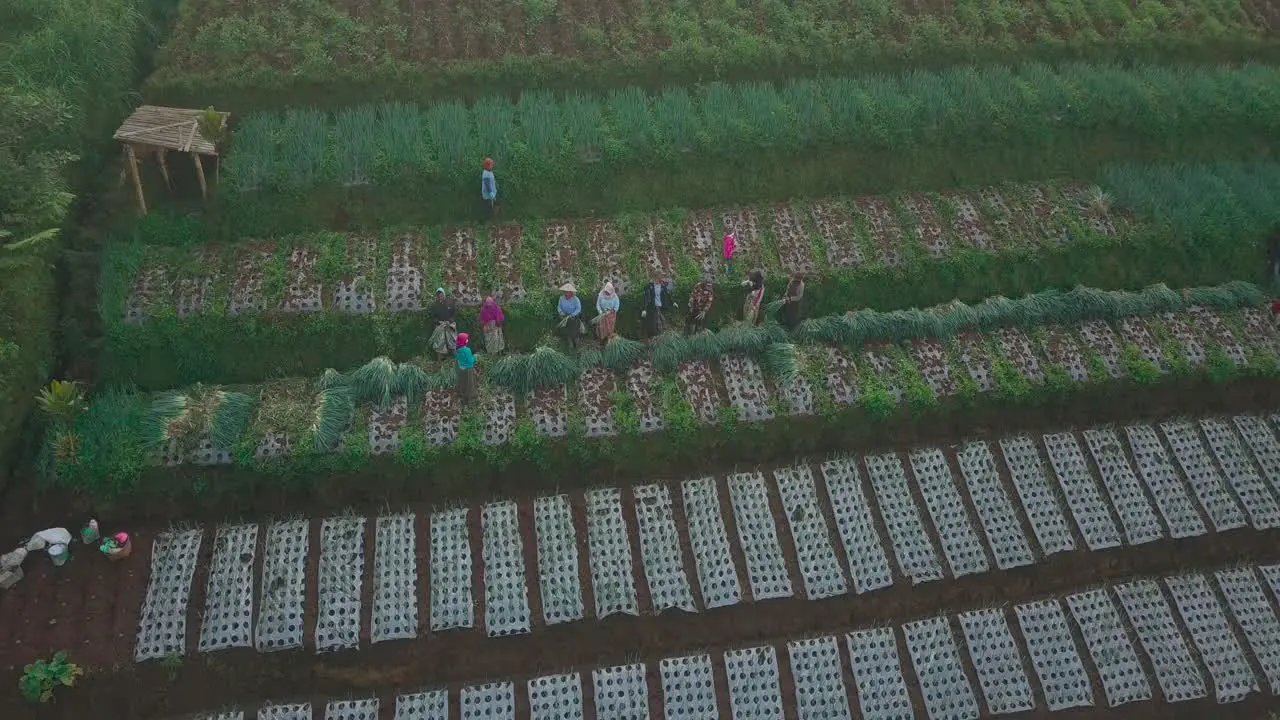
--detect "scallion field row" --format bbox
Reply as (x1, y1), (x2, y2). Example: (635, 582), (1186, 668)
(147, 0), (1280, 108)
(221, 62), (1280, 204)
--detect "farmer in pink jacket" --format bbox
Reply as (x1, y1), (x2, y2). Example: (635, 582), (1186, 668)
(722, 231), (736, 276)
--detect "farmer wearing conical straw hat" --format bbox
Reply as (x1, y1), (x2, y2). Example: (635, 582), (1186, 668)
(557, 283), (584, 349)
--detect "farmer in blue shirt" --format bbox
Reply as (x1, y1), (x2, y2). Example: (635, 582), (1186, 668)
(481, 157), (497, 218)
(557, 283), (584, 349)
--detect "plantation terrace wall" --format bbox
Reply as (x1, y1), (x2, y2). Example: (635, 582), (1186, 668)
(207, 63), (1280, 232)
(100, 164), (1280, 390)
(49, 281), (1280, 516)
(144, 0), (1280, 110)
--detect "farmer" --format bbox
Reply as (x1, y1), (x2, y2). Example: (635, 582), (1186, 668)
(1269, 229), (1280, 282)
(481, 158), (498, 218)
(741, 269), (766, 325)
(687, 280), (714, 334)
(479, 295), (506, 353)
(641, 273), (676, 338)
(429, 288), (458, 359)
(557, 283), (584, 349)
(455, 333), (477, 405)
(781, 272), (806, 329)
(101, 532), (132, 561)
(722, 231), (736, 275)
(596, 282), (620, 341)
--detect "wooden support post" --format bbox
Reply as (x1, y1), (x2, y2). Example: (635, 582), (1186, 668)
(157, 149), (172, 190)
(125, 144), (146, 215)
(192, 153), (208, 199)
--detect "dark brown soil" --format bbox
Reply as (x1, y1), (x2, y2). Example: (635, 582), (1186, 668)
(12, 525), (1280, 720)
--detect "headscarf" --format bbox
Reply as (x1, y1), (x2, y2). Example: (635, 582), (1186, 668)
(456, 332), (470, 348)
(479, 296), (504, 324)
(114, 532), (129, 544)
(482, 157), (494, 170)
(434, 287), (446, 299)
(598, 282), (619, 313)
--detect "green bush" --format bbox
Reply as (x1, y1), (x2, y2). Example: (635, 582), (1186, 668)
(19, 651), (82, 703)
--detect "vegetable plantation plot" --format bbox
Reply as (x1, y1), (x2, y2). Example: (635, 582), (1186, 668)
(63, 282), (1280, 516)
(149, 0), (1280, 108)
(110, 178), (1142, 391)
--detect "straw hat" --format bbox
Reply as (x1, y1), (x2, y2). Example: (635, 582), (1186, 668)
(559, 282), (577, 293)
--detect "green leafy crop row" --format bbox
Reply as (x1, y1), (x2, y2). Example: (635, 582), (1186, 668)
(46, 280), (1277, 512)
(145, 0), (1280, 111)
(210, 62), (1280, 229)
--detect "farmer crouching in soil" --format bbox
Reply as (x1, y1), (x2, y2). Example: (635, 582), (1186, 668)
(641, 273), (676, 338)
(430, 288), (458, 360)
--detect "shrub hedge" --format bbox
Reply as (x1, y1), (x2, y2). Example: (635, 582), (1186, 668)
(207, 63), (1280, 231)
(48, 280), (1280, 516)
(0, 0), (160, 490)
(99, 164), (1280, 391)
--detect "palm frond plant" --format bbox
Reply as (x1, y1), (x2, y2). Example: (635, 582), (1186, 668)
(601, 336), (645, 370)
(195, 106), (226, 146)
(36, 379), (84, 427)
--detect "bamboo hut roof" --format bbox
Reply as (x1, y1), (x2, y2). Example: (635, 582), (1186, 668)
(113, 105), (229, 156)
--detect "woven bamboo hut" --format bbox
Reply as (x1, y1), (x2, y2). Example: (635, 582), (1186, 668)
(113, 106), (229, 214)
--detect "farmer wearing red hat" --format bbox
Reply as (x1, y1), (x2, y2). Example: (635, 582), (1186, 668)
(481, 157), (498, 219)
